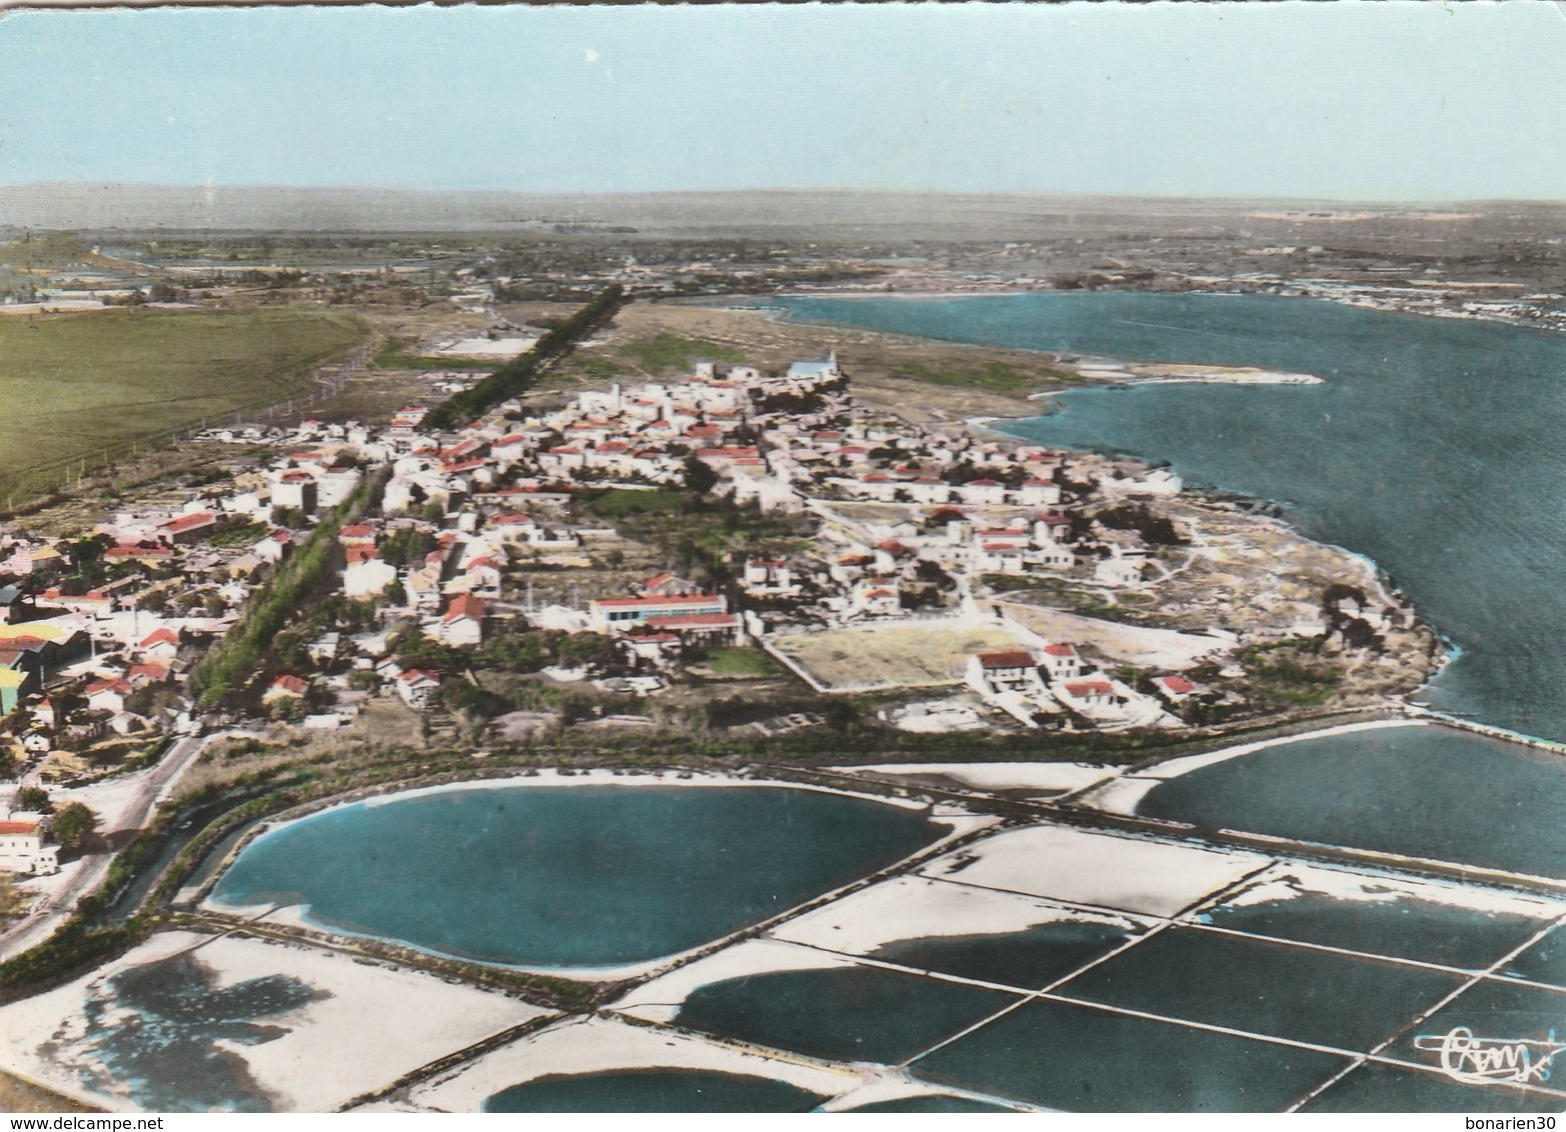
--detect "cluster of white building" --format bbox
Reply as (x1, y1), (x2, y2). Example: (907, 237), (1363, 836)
(0, 339), (1218, 807)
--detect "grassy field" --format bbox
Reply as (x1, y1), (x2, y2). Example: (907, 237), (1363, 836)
(616, 333), (745, 373)
(771, 621), (1018, 691)
(893, 359), (1081, 393)
(0, 307), (368, 505)
(700, 646), (780, 678)
(581, 488), (687, 518)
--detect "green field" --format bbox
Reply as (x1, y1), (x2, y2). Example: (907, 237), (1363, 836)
(701, 646), (780, 678)
(616, 334), (745, 373)
(893, 359), (1080, 393)
(0, 307), (368, 505)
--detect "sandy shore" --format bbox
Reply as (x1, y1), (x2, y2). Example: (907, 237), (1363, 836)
(405, 1014), (857, 1112)
(0, 931), (543, 1113)
(917, 824), (1270, 919)
(772, 874), (1150, 957)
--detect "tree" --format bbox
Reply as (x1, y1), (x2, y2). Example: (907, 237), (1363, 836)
(438, 678), (508, 719)
(556, 631), (618, 671)
(65, 534), (111, 575)
(14, 786), (50, 813)
(268, 697), (306, 723)
(682, 455), (719, 495)
(381, 526), (437, 569)
(51, 801), (99, 850)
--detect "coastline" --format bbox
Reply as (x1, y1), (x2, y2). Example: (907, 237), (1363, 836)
(971, 401), (1459, 704)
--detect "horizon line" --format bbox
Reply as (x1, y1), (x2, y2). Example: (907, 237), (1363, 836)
(3, 181), (1562, 208)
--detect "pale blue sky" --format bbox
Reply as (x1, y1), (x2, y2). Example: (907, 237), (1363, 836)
(1, 1), (1563, 200)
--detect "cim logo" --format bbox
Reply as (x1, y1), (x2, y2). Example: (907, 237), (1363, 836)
(1414, 1026), (1566, 1087)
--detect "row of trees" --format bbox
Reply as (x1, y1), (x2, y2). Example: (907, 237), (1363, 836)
(423, 285), (625, 431)
(190, 472), (384, 706)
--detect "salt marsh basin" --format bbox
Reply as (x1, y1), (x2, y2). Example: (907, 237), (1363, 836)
(206, 774), (967, 973)
(15, 762), (1566, 1113)
(1111, 722), (1566, 883)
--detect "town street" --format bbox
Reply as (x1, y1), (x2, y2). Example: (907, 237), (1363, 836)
(0, 733), (209, 962)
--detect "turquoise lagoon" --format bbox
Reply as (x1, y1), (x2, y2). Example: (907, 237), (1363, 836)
(210, 783), (941, 968)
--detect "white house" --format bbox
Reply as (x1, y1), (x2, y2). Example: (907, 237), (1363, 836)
(1095, 553), (1149, 588)
(343, 549), (398, 599)
(743, 560), (797, 595)
(966, 649), (1046, 698)
(957, 479), (1008, 506)
(0, 816), (58, 875)
(852, 579), (903, 618)
(433, 593), (486, 647)
(1040, 642), (1083, 682)
(1015, 479), (1062, 506)
(396, 668), (442, 710)
(271, 470), (319, 515)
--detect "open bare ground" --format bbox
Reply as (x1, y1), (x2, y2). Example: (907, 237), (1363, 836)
(771, 621), (1019, 691)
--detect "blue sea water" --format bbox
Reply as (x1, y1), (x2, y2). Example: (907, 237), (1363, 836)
(776, 292), (1566, 743)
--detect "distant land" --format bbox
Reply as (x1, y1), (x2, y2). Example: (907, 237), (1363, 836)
(4, 182), (1566, 239)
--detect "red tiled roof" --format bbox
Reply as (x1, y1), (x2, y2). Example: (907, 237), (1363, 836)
(1066, 681), (1113, 697)
(1160, 675), (1197, 694)
(0, 821), (40, 836)
(160, 513), (218, 535)
(978, 649), (1036, 669)
(1044, 643), (1078, 657)
(107, 543), (172, 559)
(140, 628), (179, 647)
(595, 594), (721, 610)
(270, 674), (308, 695)
(443, 593), (487, 622)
